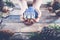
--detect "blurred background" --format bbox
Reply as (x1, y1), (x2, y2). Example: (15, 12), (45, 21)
(0, 0), (60, 40)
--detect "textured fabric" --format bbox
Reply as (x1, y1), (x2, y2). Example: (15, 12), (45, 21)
(23, 6), (38, 19)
